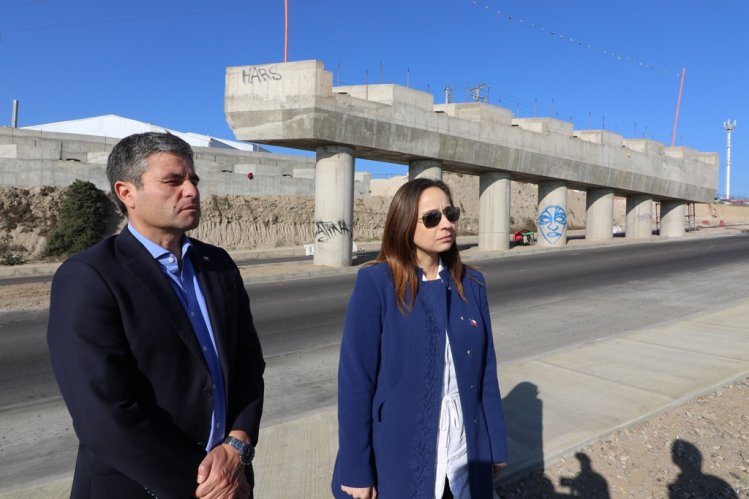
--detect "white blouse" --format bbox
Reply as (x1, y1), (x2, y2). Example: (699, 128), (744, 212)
(423, 266), (470, 498)
(434, 335), (470, 498)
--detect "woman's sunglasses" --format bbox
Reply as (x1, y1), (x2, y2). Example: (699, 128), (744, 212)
(419, 206), (461, 229)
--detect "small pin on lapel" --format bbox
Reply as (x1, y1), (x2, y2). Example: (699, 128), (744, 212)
(469, 319), (478, 327)
(202, 256), (210, 262)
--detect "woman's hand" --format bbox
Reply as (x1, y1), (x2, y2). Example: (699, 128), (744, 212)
(493, 463), (508, 479)
(341, 485), (377, 498)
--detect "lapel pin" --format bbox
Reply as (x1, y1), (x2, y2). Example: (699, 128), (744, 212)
(469, 319), (478, 327)
(202, 256), (210, 262)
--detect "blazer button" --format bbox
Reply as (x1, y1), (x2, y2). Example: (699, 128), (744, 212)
(470, 384), (475, 390)
(466, 350), (471, 355)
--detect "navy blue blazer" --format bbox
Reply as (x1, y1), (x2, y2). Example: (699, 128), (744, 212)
(47, 228), (265, 499)
(333, 262), (508, 498)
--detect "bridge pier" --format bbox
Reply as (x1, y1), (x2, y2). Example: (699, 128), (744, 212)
(586, 188), (614, 241)
(626, 194), (653, 238)
(313, 145), (355, 267)
(537, 180), (568, 247)
(478, 171), (511, 251)
(660, 200), (686, 237)
(409, 159), (443, 180)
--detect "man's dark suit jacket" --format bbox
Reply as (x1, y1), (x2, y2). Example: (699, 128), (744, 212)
(47, 227), (265, 499)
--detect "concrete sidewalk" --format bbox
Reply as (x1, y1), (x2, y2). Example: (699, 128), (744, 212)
(4, 296), (748, 498)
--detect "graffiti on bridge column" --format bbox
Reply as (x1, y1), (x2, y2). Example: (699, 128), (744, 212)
(537, 205), (567, 244)
(314, 220), (352, 242)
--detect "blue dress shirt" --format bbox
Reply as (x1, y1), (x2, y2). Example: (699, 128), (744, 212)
(128, 224), (227, 451)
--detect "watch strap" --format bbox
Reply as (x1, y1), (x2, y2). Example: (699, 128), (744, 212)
(223, 436), (255, 465)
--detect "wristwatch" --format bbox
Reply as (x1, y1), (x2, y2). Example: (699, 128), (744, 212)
(223, 436), (255, 465)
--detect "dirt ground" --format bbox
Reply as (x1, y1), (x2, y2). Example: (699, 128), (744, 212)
(0, 282), (51, 311)
(496, 377), (749, 498)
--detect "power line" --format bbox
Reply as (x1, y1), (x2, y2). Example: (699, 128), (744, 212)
(466, 0), (681, 77)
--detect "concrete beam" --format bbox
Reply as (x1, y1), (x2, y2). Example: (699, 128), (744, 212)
(225, 60), (718, 203)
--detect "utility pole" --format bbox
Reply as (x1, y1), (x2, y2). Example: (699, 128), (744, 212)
(11, 100), (19, 128)
(284, 0), (289, 62)
(723, 119), (737, 200)
(468, 83), (488, 102)
(671, 67), (686, 146)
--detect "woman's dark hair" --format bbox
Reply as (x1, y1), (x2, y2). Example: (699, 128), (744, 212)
(375, 178), (466, 313)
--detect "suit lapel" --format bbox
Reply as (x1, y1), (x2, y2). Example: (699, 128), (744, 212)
(115, 228), (208, 370)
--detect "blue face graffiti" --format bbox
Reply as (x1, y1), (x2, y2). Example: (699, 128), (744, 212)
(537, 205), (567, 244)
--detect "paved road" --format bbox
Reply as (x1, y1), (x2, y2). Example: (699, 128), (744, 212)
(3, 234), (749, 417)
(1, 233), (748, 491)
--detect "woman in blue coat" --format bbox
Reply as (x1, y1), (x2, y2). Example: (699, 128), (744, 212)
(333, 178), (508, 498)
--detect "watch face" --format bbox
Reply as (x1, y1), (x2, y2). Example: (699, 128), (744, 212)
(242, 445), (255, 465)
(225, 436), (254, 465)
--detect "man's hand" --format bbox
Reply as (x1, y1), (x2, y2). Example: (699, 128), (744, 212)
(341, 485), (377, 498)
(195, 443), (249, 499)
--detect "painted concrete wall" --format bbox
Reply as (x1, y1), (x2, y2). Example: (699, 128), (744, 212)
(0, 127), (371, 197)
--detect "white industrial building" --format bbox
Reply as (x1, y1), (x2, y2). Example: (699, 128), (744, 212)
(23, 114), (264, 152)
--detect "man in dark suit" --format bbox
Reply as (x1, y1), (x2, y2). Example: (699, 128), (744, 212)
(47, 132), (265, 498)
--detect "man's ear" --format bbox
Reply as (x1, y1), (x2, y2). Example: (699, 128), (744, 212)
(113, 181), (137, 212)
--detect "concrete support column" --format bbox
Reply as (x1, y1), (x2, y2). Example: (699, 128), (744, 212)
(537, 180), (568, 247)
(314, 145), (355, 267)
(585, 188), (614, 241)
(625, 195), (653, 238)
(660, 200), (686, 238)
(478, 171), (511, 251)
(408, 159), (442, 180)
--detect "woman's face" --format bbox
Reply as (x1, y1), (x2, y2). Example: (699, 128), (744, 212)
(413, 187), (456, 264)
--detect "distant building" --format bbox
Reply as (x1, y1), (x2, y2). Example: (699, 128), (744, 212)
(1, 116), (371, 196)
(22, 114), (266, 152)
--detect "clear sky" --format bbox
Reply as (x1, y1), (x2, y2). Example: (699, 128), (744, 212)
(1, 0), (746, 196)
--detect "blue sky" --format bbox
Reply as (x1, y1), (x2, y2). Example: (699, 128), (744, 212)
(1, 0), (746, 196)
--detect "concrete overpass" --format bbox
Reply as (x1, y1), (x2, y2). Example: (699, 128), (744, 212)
(225, 60), (719, 266)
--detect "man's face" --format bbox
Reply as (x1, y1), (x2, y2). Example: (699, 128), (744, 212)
(121, 152), (201, 239)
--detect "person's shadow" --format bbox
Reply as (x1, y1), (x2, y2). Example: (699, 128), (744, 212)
(667, 439), (737, 498)
(495, 382), (611, 498)
(500, 381), (545, 476)
(495, 381), (560, 497)
(558, 452), (610, 498)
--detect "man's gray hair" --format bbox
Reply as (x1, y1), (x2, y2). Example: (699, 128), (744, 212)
(106, 132), (195, 214)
